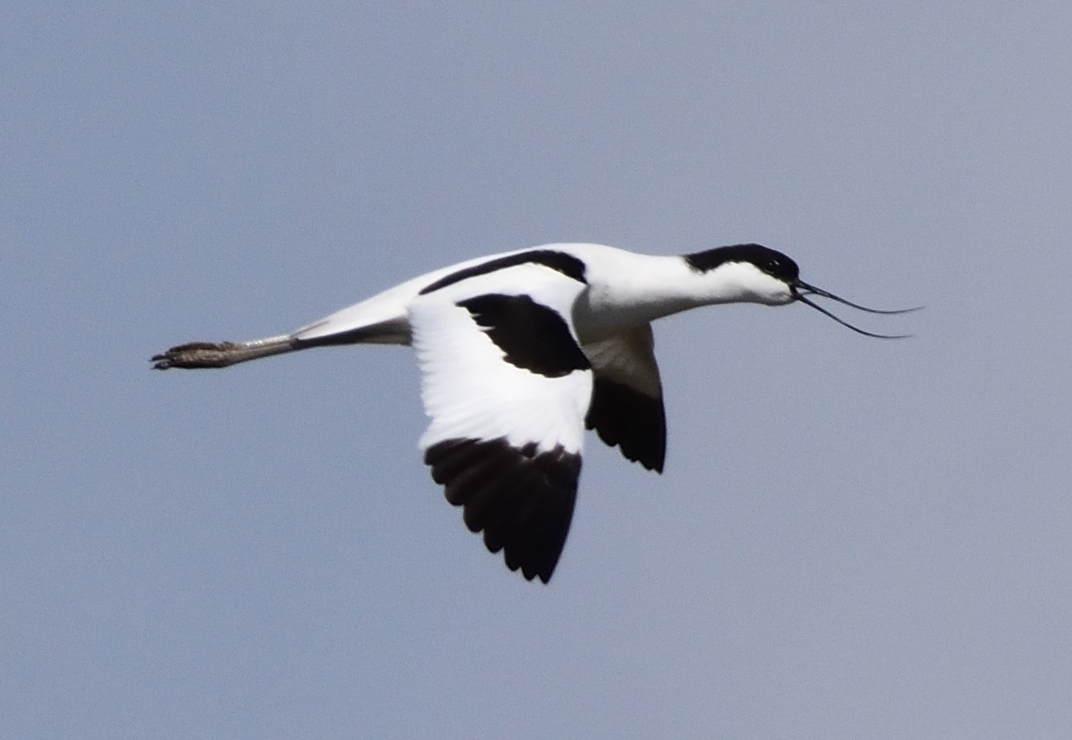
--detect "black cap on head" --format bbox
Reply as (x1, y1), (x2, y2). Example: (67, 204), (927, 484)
(684, 244), (799, 283)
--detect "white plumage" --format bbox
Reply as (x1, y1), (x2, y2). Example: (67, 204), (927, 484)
(412, 262), (591, 456)
(153, 242), (913, 582)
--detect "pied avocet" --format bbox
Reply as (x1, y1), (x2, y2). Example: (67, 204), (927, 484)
(153, 243), (914, 582)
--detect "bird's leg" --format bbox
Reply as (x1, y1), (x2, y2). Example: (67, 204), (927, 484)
(151, 334), (296, 369)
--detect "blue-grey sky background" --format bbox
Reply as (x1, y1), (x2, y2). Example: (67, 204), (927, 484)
(4, 3), (1071, 738)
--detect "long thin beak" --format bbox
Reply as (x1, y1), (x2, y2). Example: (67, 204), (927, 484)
(795, 280), (922, 315)
(791, 281), (921, 339)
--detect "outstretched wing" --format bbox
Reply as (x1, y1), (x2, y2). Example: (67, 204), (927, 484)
(582, 325), (667, 473)
(409, 263), (591, 583)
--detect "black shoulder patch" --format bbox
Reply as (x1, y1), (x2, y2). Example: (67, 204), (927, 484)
(457, 294), (590, 378)
(424, 437), (582, 583)
(585, 376), (666, 472)
(684, 244), (799, 282)
(419, 250), (587, 295)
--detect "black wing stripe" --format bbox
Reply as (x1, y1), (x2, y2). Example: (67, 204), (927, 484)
(456, 294), (590, 378)
(419, 250), (588, 296)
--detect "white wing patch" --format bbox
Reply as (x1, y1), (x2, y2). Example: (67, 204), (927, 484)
(582, 325), (662, 399)
(411, 265), (591, 455)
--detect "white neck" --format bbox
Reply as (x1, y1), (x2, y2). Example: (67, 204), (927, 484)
(565, 244), (791, 342)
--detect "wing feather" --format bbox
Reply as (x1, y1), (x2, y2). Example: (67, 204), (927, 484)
(410, 264), (591, 582)
(582, 325), (667, 472)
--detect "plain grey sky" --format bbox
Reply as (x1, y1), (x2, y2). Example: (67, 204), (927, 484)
(3, 3), (1071, 738)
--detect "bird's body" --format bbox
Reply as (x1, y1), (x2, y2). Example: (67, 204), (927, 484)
(236, 243), (793, 349)
(154, 242), (912, 582)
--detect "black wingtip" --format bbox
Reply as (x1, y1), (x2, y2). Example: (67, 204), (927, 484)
(425, 437), (581, 584)
(586, 377), (667, 472)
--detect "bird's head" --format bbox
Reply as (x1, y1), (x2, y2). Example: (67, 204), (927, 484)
(684, 244), (919, 337)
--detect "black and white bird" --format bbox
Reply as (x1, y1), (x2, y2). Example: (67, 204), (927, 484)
(153, 243), (914, 583)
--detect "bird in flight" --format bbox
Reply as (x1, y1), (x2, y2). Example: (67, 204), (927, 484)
(153, 243), (915, 583)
